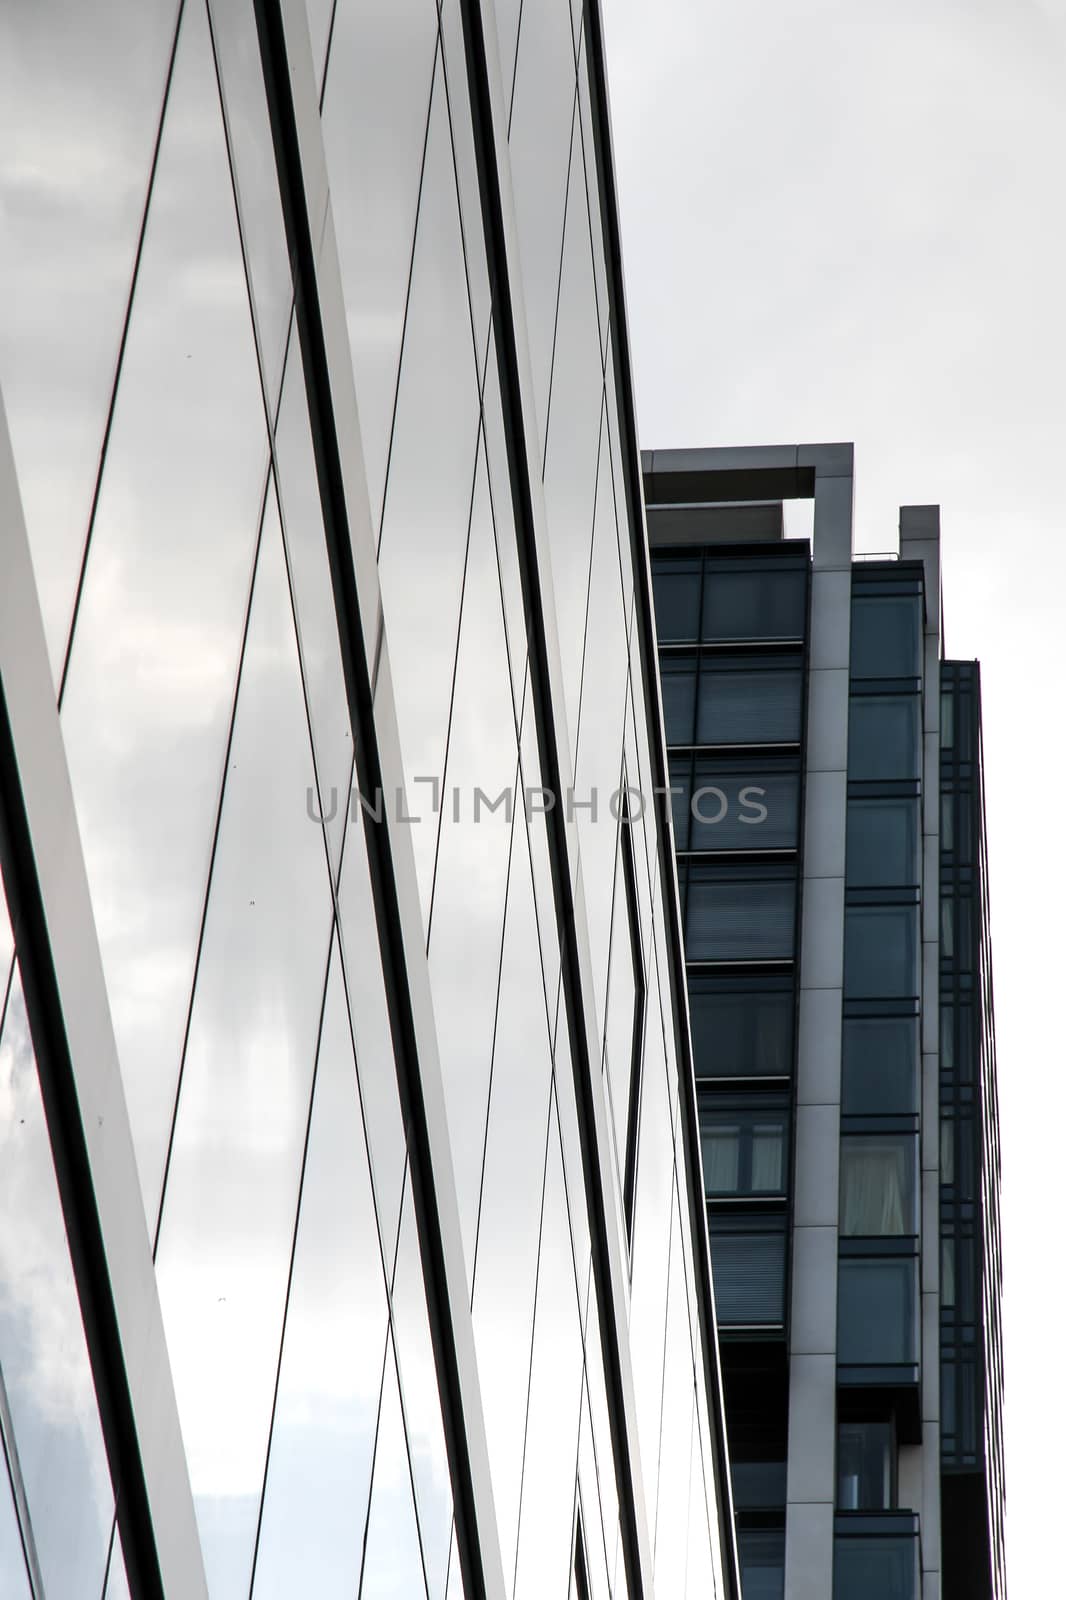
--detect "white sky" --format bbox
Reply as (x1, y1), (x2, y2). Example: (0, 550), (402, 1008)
(604, 2), (1066, 1592)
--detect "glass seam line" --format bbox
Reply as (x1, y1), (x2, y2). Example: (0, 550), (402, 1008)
(455, 2), (654, 1595)
(579, 1), (742, 1592)
(247, 6), (507, 1599)
(0, 393), (208, 1600)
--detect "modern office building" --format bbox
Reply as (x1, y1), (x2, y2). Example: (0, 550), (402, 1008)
(0, 4), (740, 1599)
(645, 446), (1006, 1600)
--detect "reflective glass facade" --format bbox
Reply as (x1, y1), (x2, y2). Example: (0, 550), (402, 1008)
(0, 6), (737, 1598)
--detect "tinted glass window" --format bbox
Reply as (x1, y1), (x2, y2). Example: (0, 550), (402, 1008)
(652, 556), (701, 641)
(846, 798), (920, 887)
(847, 695), (920, 780)
(688, 759), (800, 851)
(709, 1220), (787, 1326)
(686, 867), (796, 962)
(844, 905), (919, 999)
(837, 1258), (916, 1365)
(688, 977), (793, 1078)
(699, 1100), (788, 1196)
(850, 593), (922, 679)
(841, 1018), (918, 1113)
(840, 1135), (917, 1237)
(833, 1534), (917, 1600)
(837, 1421), (895, 1510)
(697, 658), (803, 746)
(661, 652), (697, 744)
(703, 568), (806, 642)
(738, 1527), (785, 1600)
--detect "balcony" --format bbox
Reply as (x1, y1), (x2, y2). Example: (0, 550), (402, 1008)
(833, 1512), (920, 1600)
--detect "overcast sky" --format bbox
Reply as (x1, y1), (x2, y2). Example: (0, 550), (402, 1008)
(605, 2), (1066, 1591)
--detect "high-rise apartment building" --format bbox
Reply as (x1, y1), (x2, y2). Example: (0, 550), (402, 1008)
(0, 4), (740, 1599)
(645, 445), (1006, 1600)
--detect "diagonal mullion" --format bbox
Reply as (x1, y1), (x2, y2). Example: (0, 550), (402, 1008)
(0, 393), (208, 1600)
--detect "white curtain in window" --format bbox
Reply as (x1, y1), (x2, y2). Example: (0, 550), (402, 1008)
(840, 1139), (909, 1235)
(751, 1125), (783, 1191)
(703, 1126), (739, 1193)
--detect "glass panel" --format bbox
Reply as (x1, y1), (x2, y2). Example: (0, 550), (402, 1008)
(699, 1104), (787, 1196)
(841, 1018), (918, 1114)
(470, 818), (554, 1574)
(512, 1112), (584, 1600)
(0, 1435), (32, 1600)
(833, 1533), (916, 1600)
(689, 761), (799, 852)
(702, 1126), (740, 1193)
(837, 1260), (917, 1365)
(0, 962), (113, 1596)
(850, 594), (922, 679)
(685, 869), (795, 962)
(844, 906), (919, 1000)
(669, 755), (693, 849)
(375, 62), (482, 923)
(0, 0), (179, 679)
(154, 495), (334, 1596)
(653, 1195), (695, 1596)
(836, 1421), (894, 1509)
(427, 443), (520, 1273)
(103, 1535), (132, 1600)
(941, 1239), (956, 1309)
(540, 117), (607, 760)
(703, 568), (806, 643)
(209, 0), (292, 411)
(274, 326), (354, 881)
(661, 653), (698, 746)
(390, 1187), (455, 1600)
(506, 0), (578, 440)
(738, 1527), (785, 1600)
(696, 660), (803, 746)
(651, 556), (700, 642)
(322, 0), (438, 534)
(58, 0), (269, 1232)
(847, 696), (920, 780)
(840, 1136), (916, 1236)
(846, 799), (920, 887)
(360, 1337), (430, 1600)
(572, 410), (631, 1030)
(689, 978), (793, 1078)
(708, 1224), (786, 1326)
(603, 842), (638, 1191)
(250, 941), (388, 1599)
(940, 1118), (955, 1186)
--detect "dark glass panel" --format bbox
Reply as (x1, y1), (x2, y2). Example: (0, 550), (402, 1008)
(686, 866), (795, 962)
(660, 653), (697, 746)
(708, 1222), (786, 1326)
(846, 799), (919, 887)
(844, 906), (919, 1000)
(703, 568), (806, 643)
(699, 1101), (788, 1197)
(847, 696), (920, 780)
(841, 1018), (918, 1114)
(839, 1136), (917, 1237)
(669, 754), (692, 849)
(689, 760), (799, 852)
(696, 659), (803, 747)
(833, 1533), (916, 1600)
(837, 1259), (916, 1365)
(689, 976), (793, 1078)
(651, 556), (700, 642)
(737, 1527), (785, 1600)
(850, 594), (922, 679)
